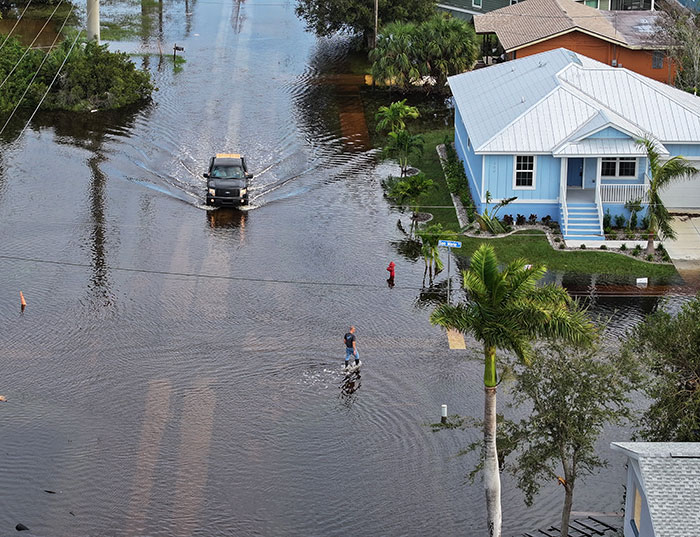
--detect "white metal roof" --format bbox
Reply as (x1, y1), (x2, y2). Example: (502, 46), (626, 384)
(448, 49), (700, 155)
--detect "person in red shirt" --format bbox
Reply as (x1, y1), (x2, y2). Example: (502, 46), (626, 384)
(386, 261), (395, 288)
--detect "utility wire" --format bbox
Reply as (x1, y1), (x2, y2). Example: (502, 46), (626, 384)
(0, 4), (75, 136)
(18, 8), (91, 138)
(0, 252), (695, 298)
(0, 0), (63, 92)
(0, 0), (34, 54)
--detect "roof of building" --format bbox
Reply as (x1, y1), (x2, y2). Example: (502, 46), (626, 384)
(473, 0), (668, 52)
(611, 443), (700, 537)
(448, 48), (700, 154)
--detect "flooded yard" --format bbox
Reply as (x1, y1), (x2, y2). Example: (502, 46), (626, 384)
(0, 1), (697, 536)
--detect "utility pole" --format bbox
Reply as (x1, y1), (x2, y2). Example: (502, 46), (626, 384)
(87, 0), (100, 44)
(373, 0), (378, 48)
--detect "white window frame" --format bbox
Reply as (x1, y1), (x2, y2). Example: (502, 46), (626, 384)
(513, 155), (536, 190)
(473, 0), (482, 8)
(601, 157), (637, 179)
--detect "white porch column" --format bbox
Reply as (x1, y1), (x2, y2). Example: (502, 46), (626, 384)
(559, 158), (566, 201)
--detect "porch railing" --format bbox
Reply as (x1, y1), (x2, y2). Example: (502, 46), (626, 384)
(560, 174), (568, 236)
(595, 179), (603, 235)
(600, 183), (649, 204)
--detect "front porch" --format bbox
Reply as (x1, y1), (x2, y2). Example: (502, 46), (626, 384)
(559, 155), (650, 240)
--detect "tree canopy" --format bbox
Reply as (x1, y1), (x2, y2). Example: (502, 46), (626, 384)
(370, 14), (478, 93)
(622, 293), (700, 442)
(294, 0), (436, 48)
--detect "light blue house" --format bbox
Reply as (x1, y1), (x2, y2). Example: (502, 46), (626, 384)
(610, 442), (700, 537)
(449, 48), (700, 240)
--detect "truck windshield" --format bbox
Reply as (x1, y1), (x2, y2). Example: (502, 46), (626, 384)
(211, 165), (244, 179)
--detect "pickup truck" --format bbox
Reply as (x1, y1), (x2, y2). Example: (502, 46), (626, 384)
(204, 154), (252, 206)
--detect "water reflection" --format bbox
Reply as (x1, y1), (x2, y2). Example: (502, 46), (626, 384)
(0, 17), (61, 48)
(339, 371), (362, 402)
(206, 207), (247, 231)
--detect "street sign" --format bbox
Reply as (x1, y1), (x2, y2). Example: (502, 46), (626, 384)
(438, 240), (462, 248)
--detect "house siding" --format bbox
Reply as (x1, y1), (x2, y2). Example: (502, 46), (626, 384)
(622, 462), (655, 537)
(512, 31), (674, 84)
(483, 154), (560, 200)
(588, 127), (631, 139)
(664, 144), (700, 157)
(454, 108), (484, 209)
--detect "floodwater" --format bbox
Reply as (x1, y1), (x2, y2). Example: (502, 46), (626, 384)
(0, 2), (698, 536)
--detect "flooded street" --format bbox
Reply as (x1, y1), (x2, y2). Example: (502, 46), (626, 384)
(0, 1), (697, 535)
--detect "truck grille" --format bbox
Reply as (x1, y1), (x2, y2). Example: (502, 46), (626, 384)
(216, 188), (239, 197)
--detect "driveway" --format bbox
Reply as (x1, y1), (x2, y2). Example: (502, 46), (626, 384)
(666, 215), (700, 266)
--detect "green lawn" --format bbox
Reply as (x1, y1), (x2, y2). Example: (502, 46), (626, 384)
(453, 231), (678, 278)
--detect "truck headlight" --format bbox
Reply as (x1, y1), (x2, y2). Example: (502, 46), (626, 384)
(208, 188), (216, 196)
(239, 188), (247, 196)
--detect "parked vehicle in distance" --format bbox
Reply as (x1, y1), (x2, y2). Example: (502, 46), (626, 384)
(204, 154), (252, 206)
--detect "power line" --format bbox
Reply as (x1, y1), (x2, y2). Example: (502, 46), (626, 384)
(0, 0), (64, 92)
(18, 11), (90, 138)
(0, 0), (34, 54)
(0, 252), (694, 298)
(0, 4), (76, 136)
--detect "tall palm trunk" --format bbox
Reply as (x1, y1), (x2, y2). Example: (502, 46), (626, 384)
(484, 346), (501, 537)
(646, 227), (656, 256)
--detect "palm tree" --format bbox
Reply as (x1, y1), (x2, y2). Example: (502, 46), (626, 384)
(370, 21), (421, 92)
(430, 245), (594, 537)
(417, 224), (456, 285)
(385, 129), (424, 177)
(638, 137), (698, 255)
(375, 99), (420, 134)
(385, 172), (434, 236)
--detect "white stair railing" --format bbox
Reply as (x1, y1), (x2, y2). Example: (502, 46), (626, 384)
(560, 177), (568, 236)
(595, 179), (604, 236)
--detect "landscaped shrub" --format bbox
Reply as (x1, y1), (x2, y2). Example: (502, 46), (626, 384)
(541, 215), (552, 225)
(635, 244), (642, 252)
(620, 243), (627, 251)
(502, 214), (514, 226)
(609, 231), (618, 240)
(626, 232), (636, 240)
(516, 214), (526, 226)
(554, 237), (561, 243)
(614, 215), (627, 228)
(629, 211), (638, 230)
(632, 249), (640, 256)
(559, 243), (565, 249)
(604, 226), (612, 235)
(600, 244), (607, 250)
(656, 243), (666, 253)
(641, 216), (650, 230)
(646, 254), (654, 261)
(580, 244), (587, 249)
(443, 142), (476, 223)
(603, 209), (612, 230)
(528, 214), (538, 225)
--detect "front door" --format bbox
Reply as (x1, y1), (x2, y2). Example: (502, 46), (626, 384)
(567, 158), (584, 187)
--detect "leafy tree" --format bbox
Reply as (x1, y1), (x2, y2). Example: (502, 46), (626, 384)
(385, 128), (423, 176)
(294, 0), (436, 49)
(638, 137), (698, 255)
(504, 343), (633, 537)
(417, 223), (456, 285)
(0, 35), (153, 117)
(370, 14), (478, 93)
(660, 7), (700, 95)
(430, 245), (594, 537)
(375, 99), (419, 134)
(621, 293), (700, 442)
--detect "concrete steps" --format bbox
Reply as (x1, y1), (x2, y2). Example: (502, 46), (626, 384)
(563, 202), (604, 240)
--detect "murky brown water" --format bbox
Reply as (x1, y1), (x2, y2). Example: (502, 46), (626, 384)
(0, 1), (697, 536)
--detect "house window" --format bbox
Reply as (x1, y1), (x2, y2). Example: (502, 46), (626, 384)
(632, 487), (642, 535)
(601, 157), (636, 178)
(473, 0), (482, 8)
(467, 136), (472, 150)
(584, 0), (599, 7)
(514, 155), (535, 188)
(652, 51), (664, 69)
